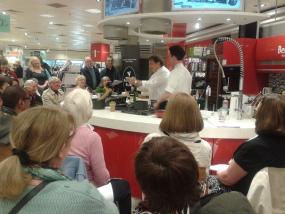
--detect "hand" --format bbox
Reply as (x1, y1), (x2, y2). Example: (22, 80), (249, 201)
(127, 77), (136, 85)
(153, 102), (159, 110)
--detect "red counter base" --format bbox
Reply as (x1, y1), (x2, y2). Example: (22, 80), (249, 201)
(95, 127), (245, 198)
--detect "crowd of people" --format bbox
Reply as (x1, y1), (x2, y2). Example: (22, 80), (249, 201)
(0, 46), (285, 214)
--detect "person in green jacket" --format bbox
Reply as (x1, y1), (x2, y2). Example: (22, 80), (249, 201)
(0, 106), (119, 214)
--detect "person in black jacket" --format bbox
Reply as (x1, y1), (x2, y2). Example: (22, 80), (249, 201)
(80, 56), (100, 91)
(100, 57), (120, 82)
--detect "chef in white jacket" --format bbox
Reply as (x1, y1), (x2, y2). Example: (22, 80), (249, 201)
(127, 55), (170, 101)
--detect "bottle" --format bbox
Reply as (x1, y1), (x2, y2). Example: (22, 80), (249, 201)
(219, 98), (229, 121)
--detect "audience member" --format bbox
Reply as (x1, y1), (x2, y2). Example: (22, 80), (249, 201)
(25, 57), (49, 90)
(155, 45), (192, 109)
(0, 86), (30, 161)
(42, 77), (64, 106)
(0, 56), (17, 79)
(62, 88), (131, 214)
(0, 106), (118, 214)
(0, 76), (10, 107)
(14, 60), (23, 85)
(75, 74), (90, 91)
(144, 93), (212, 185)
(97, 76), (113, 101)
(38, 55), (52, 77)
(135, 136), (200, 213)
(100, 56), (120, 82)
(135, 136), (255, 214)
(218, 93), (285, 195)
(24, 79), (43, 107)
(80, 56), (100, 91)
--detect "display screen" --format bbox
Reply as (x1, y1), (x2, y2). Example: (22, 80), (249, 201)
(105, 0), (139, 17)
(172, 0), (243, 11)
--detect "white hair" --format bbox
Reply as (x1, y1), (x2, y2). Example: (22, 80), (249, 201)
(62, 88), (93, 127)
(24, 79), (36, 88)
(48, 76), (60, 84)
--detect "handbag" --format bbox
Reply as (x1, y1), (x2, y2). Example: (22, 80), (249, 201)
(8, 181), (51, 214)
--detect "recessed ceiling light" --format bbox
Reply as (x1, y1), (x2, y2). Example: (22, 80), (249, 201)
(146, 39), (150, 42)
(38, 42), (40, 45)
(24, 45), (27, 48)
(83, 24), (94, 28)
(226, 18), (231, 22)
(56, 37), (59, 40)
(195, 23), (200, 29)
(126, 22), (130, 25)
(85, 9), (101, 14)
(2, 11), (7, 15)
(40, 14), (54, 18)
(12, 39), (15, 42)
(161, 40), (164, 43)
(49, 21), (54, 25)
(260, 4), (265, 7)
(24, 32), (28, 36)
(96, 0), (101, 2)
(197, 17), (202, 21)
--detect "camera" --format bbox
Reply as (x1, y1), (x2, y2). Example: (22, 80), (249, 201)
(106, 81), (113, 89)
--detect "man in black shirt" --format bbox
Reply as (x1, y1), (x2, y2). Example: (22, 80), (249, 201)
(100, 57), (120, 82)
(80, 56), (101, 91)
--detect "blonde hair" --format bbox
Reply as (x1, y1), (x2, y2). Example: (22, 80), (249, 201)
(75, 75), (86, 85)
(160, 93), (203, 133)
(0, 106), (75, 199)
(28, 57), (42, 70)
(62, 88), (93, 127)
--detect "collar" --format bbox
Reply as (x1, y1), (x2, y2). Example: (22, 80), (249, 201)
(24, 167), (71, 181)
(174, 62), (184, 69)
(1, 106), (17, 116)
(49, 88), (63, 95)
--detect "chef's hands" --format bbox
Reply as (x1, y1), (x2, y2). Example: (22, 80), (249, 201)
(126, 77), (136, 85)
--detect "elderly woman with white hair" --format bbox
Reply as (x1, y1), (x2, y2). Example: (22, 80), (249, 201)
(42, 77), (64, 106)
(23, 79), (42, 107)
(62, 88), (132, 214)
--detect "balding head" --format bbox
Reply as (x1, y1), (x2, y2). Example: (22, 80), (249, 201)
(84, 56), (93, 68)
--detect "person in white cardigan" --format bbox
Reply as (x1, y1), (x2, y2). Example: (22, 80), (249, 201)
(144, 93), (212, 183)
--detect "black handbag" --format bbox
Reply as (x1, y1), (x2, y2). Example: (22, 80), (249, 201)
(8, 181), (51, 214)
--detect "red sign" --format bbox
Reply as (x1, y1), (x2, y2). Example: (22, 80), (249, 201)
(90, 43), (110, 62)
(256, 35), (285, 61)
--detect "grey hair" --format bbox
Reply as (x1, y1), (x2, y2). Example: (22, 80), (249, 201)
(62, 88), (93, 127)
(23, 79), (36, 88)
(48, 76), (60, 84)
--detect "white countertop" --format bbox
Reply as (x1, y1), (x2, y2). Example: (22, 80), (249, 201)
(89, 109), (256, 139)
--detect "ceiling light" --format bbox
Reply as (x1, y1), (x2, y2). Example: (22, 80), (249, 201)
(25, 32), (28, 36)
(161, 40), (164, 43)
(260, 4), (265, 8)
(2, 11), (7, 15)
(146, 39), (150, 42)
(226, 18), (231, 22)
(195, 23), (200, 29)
(96, 0), (101, 2)
(12, 39), (15, 42)
(40, 14), (54, 18)
(24, 45), (27, 48)
(83, 24), (94, 28)
(126, 22), (130, 25)
(56, 37), (59, 40)
(197, 18), (202, 21)
(38, 42), (40, 45)
(85, 9), (101, 14)
(49, 21), (54, 25)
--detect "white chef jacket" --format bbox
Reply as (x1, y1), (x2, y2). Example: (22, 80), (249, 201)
(165, 62), (192, 95)
(138, 66), (170, 101)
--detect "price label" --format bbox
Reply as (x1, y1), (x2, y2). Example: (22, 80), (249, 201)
(0, 14), (10, 32)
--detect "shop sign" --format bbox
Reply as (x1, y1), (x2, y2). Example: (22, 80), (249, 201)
(0, 14), (10, 32)
(277, 45), (285, 57)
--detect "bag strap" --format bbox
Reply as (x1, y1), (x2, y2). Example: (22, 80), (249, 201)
(8, 181), (51, 214)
